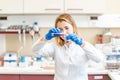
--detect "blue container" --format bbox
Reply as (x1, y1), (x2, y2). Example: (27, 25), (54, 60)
(20, 56), (25, 62)
(36, 57), (42, 61)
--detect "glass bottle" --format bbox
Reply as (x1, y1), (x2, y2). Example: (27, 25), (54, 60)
(102, 28), (112, 44)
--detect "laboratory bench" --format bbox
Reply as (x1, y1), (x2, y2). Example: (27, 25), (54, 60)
(0, 67), (119, 80)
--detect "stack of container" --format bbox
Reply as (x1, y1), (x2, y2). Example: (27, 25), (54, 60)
(4, 53), (17, 67)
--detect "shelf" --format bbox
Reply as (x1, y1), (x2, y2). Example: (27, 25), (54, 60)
(0, 31), (19, 34)
(0, 30), (38, 34)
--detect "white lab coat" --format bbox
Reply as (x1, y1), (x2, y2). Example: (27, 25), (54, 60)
(32, 41), (104, 80)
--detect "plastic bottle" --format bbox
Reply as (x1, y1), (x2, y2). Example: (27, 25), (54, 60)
(33, 22), (39, 32)
(20, 56), (25, 62)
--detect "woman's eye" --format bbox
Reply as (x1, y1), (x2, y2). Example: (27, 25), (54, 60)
(65, 27), (69, 30)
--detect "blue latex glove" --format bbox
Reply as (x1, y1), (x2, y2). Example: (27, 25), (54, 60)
(66, 33), (83, 46)
(45, 28), (62, 40)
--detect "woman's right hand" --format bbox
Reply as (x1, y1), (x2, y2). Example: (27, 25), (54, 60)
(45, 28), (61, 40)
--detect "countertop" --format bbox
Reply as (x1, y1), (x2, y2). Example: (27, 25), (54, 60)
(108, 71), (120, 80)
(0, 67), (108, 75)
(0, 67), (54, 75)
(0, 67), (119, 80)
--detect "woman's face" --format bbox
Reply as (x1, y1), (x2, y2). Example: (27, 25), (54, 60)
(57, 21), (73, 41)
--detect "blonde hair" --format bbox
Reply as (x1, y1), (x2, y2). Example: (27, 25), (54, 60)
(55, 13), (80, 46)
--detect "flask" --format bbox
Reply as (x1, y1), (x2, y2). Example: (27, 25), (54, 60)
(102, 28), (112, 44)
(96, 34), (103, 44)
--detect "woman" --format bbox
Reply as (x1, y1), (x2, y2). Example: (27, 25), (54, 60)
(32, 13), (104, 80)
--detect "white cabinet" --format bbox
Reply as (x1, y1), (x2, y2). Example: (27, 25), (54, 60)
(0, 0), (23, 14)
(98, 15), (120, 28)
(24, 0), (64, 14)
(65, 0), (105, 14)
(0, 0), (105, 14)
(24, 0), (105, 14)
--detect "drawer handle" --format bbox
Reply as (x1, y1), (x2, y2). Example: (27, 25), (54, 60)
(45, 8), (61, 11)
(67, 8), (83, 11)
(94, 76), (103, 79)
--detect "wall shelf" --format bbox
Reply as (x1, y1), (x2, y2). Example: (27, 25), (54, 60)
(0, 30), (38, 34)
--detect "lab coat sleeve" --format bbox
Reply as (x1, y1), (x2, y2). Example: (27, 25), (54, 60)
(32, 39), (55, 57)
(82, 41), (105, 63)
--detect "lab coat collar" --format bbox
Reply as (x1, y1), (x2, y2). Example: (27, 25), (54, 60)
(64, 42), (76, 49)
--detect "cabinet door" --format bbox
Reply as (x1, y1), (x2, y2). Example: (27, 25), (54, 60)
(24, 0), (64, 14)
(0, 0), (23, 14)
(0, 74), (19, 80)
(20, 75), (54, 80)
(65, 0), (105, 14)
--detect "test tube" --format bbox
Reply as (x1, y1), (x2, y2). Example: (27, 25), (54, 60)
(52, 33), (66, 37)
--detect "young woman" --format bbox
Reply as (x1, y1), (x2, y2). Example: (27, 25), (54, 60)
(32, 13), (104, 80)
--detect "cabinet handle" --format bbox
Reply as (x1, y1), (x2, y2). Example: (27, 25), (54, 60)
(45, 8), (61, 11)
(67, 8), (83, 11)
(94, 76), (103, 79)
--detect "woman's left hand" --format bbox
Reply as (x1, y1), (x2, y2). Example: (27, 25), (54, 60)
(66, 33), (83, 46)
